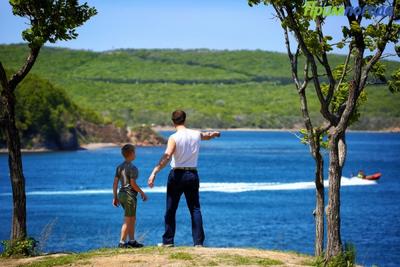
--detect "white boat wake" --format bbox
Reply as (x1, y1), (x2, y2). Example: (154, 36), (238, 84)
(0, 177), (376, 196)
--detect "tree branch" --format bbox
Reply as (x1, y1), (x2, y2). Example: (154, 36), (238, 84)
(316, 17), (336, 104)
(335, 47), (353, 93)
(283, 4), (336, 124)
(363, 0), (397, 75)
(273, 5), (302, 88)
(346, 0), (398, 129)
(300, 59), (310, 92)
(334, 0), (370, 134)
(272, 3), (318, 154)
(9, 46), (41, 90)
(0, 61), (8, 91)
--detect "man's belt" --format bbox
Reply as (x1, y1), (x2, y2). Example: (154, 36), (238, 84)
(173, 167), (197, 171)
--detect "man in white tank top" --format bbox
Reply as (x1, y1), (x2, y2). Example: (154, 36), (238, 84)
(148, 110), (220, 247)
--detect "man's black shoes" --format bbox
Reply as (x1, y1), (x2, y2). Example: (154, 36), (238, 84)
(118, 240), (144, 248)
(127, 240), (144, 248)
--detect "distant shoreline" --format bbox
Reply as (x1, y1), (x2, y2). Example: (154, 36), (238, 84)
(152, 126), (400, 133)
(0, 142), (158, 154)
(1, 127), (398, 154)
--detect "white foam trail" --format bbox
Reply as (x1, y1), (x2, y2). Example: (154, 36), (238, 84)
(0, 177), (376, 196)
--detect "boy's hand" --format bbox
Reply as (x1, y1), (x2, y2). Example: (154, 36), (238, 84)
(148, 173), (156, 188)
(112, 198), (119, 207)
(141, 192), (148, 202)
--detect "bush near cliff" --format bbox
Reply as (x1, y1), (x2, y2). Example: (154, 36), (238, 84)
(128, 125), (167, 146)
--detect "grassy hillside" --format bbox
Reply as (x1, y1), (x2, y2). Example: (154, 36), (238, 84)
(1, 44), (399, 129)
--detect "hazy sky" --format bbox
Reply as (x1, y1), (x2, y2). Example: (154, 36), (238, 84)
(0, 0), (397, 59)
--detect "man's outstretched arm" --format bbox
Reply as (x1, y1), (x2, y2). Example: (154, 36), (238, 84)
(148, 137), (176, 188)
(201, 131), (221, 140)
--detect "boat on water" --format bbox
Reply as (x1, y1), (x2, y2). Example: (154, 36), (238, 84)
(356, 170), (382, 180)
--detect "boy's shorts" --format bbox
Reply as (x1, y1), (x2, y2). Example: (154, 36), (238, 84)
(118, 191), (137, 217)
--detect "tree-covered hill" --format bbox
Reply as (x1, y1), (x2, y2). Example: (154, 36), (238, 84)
(0, 73), (164, 150)
(1, 44), (399, 129)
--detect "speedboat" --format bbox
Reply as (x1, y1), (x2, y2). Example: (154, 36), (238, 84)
(363, 172), (382, 180)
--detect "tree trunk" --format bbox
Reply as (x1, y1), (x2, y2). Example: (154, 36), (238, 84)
(2, 87), (27, 240)
(314, 150), (324, 257)
(296, 84), (325, 256)
(325, 133), (343, 260)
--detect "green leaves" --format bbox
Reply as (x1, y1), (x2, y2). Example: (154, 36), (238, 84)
(350, 21), (362, 34)
(388, 69), (400, 93)
(248, 0), (262, 6)
(1, 237), (38, 257)
(368, 59), (387, 83)
(9, 0), (97, 47)
(364, 23), (400, 51)
(299, 128), (329, 149)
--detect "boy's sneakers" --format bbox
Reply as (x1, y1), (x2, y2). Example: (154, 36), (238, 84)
(118, 242), (127, 248)
(127, 240), (144, 248)
(157, 243), (174, 247)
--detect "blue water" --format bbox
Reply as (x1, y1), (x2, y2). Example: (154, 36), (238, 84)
(0, 131), (399, 266)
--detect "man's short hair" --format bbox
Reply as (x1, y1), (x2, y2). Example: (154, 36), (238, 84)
(121, 144), (135, 158)
(171, 110), (186, 125)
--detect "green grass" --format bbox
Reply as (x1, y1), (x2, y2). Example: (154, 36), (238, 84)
(169, 251), (194, 260)
(206, 260), (220, 266)
(20, 254), (90, 267)
(1, 44), (399, 129)
(215, 253), (283, 266)
(19, 248), (139, 267)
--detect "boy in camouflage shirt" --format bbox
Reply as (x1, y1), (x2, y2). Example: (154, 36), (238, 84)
(113, 144), (148, 248)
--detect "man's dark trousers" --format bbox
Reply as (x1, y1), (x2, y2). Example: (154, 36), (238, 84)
(162, 169), (205, 246)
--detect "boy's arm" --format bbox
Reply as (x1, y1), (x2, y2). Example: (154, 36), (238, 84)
(148, 137), (176, 188)
(112, 177), (119, 207)
(129, 179), (148, 201)
(201, 131), (221, 140)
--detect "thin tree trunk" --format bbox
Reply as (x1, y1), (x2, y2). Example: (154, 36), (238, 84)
(296, 84), (326, 256)
(325, 133), (343, 260)
(3, 87), (27, 240)
(314, 149), (324, 256)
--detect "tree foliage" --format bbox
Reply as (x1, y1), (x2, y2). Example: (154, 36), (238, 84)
(10, 0), (97, 48)
(3, 73), (101, 148)
(247, 0), (399, 143)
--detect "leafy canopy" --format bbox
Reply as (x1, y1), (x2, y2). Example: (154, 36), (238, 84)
(9, 0), (97, 48)
(248, 0), (399, 148)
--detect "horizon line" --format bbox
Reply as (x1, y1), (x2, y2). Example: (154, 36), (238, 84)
(2, 42), (399, 62)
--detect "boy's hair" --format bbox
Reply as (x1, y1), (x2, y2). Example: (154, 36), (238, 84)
(121, 144), (135, 158)
(172, 110), (186, 125)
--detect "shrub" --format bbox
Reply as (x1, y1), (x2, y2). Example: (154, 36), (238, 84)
(1, 237), (38, 257)
(326, 243), (356, 267)
(309, 243), (356, 267)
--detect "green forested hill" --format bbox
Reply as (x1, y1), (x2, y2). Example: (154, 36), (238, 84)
(0, 72), (164, 150)
(0, 73), (104, 149)
(1, 44), (399, 129)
